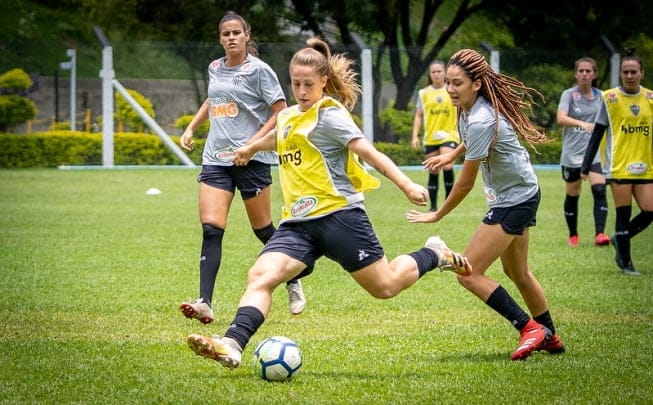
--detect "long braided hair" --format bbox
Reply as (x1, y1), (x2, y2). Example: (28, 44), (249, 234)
(448, 49), (549, 149)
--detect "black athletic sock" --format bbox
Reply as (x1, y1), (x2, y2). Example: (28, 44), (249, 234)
(591, 184), (608, 234)
(427, 173), (439, 210)
(564, 195), (579, 237)
(443, 169), (455, 198)
(408, 248), (439, 278)
(199, 223), (224, 307)
(534, 310), (555, 335)
(629, 210), (653, 239)
(253, 223), (275, 244)
(485, 286), (531, 331)
(224, 306), (265, 350)
(615, 206), (632, 265)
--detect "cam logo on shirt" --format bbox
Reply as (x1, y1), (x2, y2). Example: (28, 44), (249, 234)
(630, 105), (640, 116)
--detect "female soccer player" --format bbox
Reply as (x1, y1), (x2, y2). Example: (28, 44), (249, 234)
(581, 48), (653, 275)
(557, 57), (610, 247)
(411, 60), (460, 211)
(184, 37), (470, 369)
(407, 49), (564, 361)
(178, 11), (305, 323)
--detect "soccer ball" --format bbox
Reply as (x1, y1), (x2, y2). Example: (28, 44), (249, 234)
(252, 336), (302, 381)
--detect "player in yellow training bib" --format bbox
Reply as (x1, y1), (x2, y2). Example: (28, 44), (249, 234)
(581, 47), (653, 275)
(185, 38), (470, 371)
(411, 60), (460, 211)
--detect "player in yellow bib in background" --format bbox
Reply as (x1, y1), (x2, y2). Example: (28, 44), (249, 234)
(581, 48), (653, 275)
(411, 60), (460, 211)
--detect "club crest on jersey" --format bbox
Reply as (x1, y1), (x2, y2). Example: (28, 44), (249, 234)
(282, 125), (291, 140)
(290, 196), (317, 217)
(436, 95), (444, 103)
(233, 74), (243, 86)
(630, 104), (640, 116)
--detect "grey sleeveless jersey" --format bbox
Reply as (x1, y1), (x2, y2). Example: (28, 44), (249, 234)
(202, 55), (285, 166)
(460, 97), (539, 208)
(558, 86), (602, 167)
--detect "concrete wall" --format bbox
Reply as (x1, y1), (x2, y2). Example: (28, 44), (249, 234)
(18, 75), (207, 135)
(17, 75), (398, 135)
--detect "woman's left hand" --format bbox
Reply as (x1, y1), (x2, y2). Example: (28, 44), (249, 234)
(406, 209), (438, 223)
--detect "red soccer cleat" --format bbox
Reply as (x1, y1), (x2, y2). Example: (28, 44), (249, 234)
(511, 319), (549, 361)
(539, 334), (566, 354)
(594, 233), (611, 246)
(567, 235), (579, 247)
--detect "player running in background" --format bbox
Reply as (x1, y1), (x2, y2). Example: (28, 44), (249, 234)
(178, 11), (306, 323)
(411, 60), (460, 211)
(184, 37), (470, 370)
(557, 57), (610, 247)
(407, 49), (564, 361)
(581, 47), (653, 276)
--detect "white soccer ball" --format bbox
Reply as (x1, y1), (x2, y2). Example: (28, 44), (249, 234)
(252, 336), (302, 381)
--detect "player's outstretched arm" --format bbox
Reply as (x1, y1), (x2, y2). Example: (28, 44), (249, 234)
(347, 137), (427, 206)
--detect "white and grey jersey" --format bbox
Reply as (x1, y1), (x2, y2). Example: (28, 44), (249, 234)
(460, 96), (539, 208)
(312, 106), (367, 209)
(558, 86), (602, 167)
(202, 55), (285, 166)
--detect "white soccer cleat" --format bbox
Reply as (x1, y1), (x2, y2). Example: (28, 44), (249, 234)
(179, 298), (215, 324)
(423, 236), (471, 276)
(187, 334), (242, 369)
(286, 280), (306, 315)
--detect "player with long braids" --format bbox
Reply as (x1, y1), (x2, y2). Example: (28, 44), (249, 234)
(407, 49), (564, 361)
(184, 38), (470, 370)
(581, 47), (653, 275)
(178, 11), (306, 323)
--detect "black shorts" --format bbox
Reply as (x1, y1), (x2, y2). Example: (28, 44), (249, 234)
(562, 163), (602, 182)
(261, 208), (385, 277)
(197, 162), (272, 200)
(482, 189), (540, 236)
(608, 178), (653, 184)
(425, 142), (458, 155)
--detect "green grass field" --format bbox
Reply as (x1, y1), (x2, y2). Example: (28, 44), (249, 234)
(1, 168), (651, 404)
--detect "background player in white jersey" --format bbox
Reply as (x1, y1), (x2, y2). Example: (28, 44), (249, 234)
(582, 48), (653, 276)
(408, 49), (564, 361)
(411, 60), (460, 211)
(557, 57), (610, 247)
(178, 11), (305, 323)
(184, 37), (470, 370)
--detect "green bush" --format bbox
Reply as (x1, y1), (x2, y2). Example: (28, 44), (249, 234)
(0, 132), (204, 168)
(374, 142), (424, 166)
(0, 68), (33, 91)
(378, 102), (415, 144)
(115, 89), (155, 133)
(174, 114), (209, 138)
(0, 95), (37, 132)
(0, 68), (37, 132)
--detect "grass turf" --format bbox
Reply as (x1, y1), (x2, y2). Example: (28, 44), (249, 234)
(0, 168), (651, 404)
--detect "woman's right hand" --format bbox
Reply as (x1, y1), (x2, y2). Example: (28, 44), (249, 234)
(180, 128), (194, 151)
